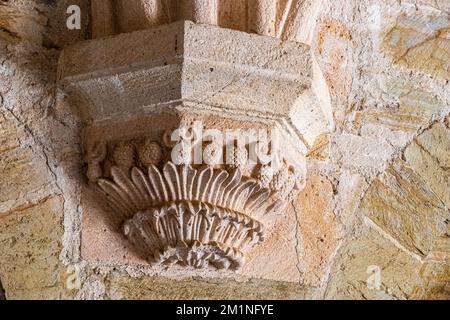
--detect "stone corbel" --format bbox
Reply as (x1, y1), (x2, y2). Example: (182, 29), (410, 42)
(58, 21), (330, 270)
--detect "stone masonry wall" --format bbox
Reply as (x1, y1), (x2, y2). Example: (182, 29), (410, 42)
(0, 0), (449, 299)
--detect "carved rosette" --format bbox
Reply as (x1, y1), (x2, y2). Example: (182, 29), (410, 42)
(87, 134), (304, 270)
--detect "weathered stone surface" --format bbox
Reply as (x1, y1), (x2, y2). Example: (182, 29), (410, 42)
(405, 122), (450, 208)
(360, 159), (449, 258)
(241, 202), (300, 282)
(0, 110), (58, 217)
(59, 18), (331, 282)
(58, 21), (318, 136)
(352, 81), (446, 148)
(316, 17), (352, 94)
(331, 134), (395, 176)
(306, 133), (330, 161)
(1, 0), (449, 300)
(381, 4), (450, 80)
(0, 196), (69, 299)
(0, 0), (89, 47)
(412, 259), (450, 299)
(0, 113), (21, 155)
(325, 219), (422, 300)
(333, 170), (368, 233)
(105, 272), (313, 300)
(295, 168), (342, 287)
(0, 141), (54, 209)
(80, 182), (303, 283)
(91, 0), (323, 44)
(313, 15), (353, 128)
(0, 0), (89, 301)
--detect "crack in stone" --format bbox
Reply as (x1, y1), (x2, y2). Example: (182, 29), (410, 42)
(363, 215), (423, 262)
(0, 192), (53, 218)
(408, 137), (450, 213)
(354, 115), (449, 238)
(414, 135), (450, 172)
(191, 41), (289, 110)
(3, 107), (66, 217)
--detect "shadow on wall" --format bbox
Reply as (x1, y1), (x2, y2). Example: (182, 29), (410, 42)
(0, 279), (5, 300)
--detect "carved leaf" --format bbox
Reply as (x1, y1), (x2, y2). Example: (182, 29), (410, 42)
(123, 202), (262, 270)
(97, 161), (296, 270)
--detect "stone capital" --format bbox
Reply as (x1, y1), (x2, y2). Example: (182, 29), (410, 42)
(58, 20), (330, 272)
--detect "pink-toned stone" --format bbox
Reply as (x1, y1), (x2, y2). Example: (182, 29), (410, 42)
(295, 168), (342, 287)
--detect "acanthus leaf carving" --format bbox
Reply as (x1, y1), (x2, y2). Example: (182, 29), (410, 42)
(96, 157), (296, 270)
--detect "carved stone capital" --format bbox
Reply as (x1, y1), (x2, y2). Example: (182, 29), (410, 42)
(58, 21), (330, 271)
